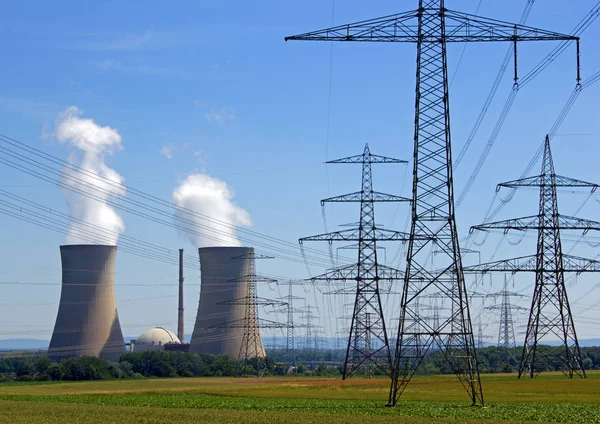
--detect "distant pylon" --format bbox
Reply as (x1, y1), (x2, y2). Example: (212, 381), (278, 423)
(483, 276), (526, 349)
(218, 252), (285, 376)
(300, 144), (409, 378)
(476, 316), (492, 349)
(178, 249), (185, 342)
(467, 136), (600, 377)
(520, 138), (588, 377)
(275, 280), (308, 372)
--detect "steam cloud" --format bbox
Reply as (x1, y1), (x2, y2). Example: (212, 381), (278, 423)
(56, 106), (126, 245)
(172, 174), (251, 247)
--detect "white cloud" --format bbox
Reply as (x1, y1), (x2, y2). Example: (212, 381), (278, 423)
(193, 150), (207, 170)
(160, 145), (175, 159)
(172, 174), (251, 247)
(103, 31), (154, 51)
(76, 31), (154, 51)
(205, 108), (236, 124)
(95, 59), (187, 77)
(56, 106), (126, 245)
(195, 101), (236, 124)
(159, 142), (198, 160)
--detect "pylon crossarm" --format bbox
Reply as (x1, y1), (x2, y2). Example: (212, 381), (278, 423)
(211, 318), (287, 329)
(337, 242), (388, 251)
(498, 174), (600, 190)
(309, 263), (404, 282)
(230, 253), (274, 260)
(484, 304), (528, 312)
(327, 154), (408, 164)
(555, 215), (600, 231)
(285, 10), (419, 42)
(470, 214), (600, 233)
(228, 274), (278, 284)
(218, 297), (288, 307)
(443, 10), (577, 42)
(285, 9), (576, 43)
(321, 191), (411, 203)
(463, 254), (600, 273)
(300, 227), (412, 242)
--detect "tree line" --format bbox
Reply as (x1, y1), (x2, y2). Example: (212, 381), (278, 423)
(0, 345), (598, 382)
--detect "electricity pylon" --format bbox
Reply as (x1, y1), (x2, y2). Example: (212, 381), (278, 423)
(286, 0), (579, 406)
(483, 276), (526, 349)
(215, 252), (286, 376)
(476, 317), (492, 349)
(467, 136), (600, 378)
(300, 144), (409, 379)
(276, 280), (306, 369)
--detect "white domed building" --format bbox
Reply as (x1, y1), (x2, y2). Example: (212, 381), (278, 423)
(132, 327), (180, 352)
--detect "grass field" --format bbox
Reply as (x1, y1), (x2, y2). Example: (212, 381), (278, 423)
(0, 372), (599, 423)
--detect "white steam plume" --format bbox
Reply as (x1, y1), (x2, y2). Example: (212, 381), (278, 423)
(172, 174), (251, 247)
(56, 106), (126, 245)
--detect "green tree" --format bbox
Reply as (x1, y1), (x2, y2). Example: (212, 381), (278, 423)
(34, 357), (53, 375)
(45, 363), (65, 381)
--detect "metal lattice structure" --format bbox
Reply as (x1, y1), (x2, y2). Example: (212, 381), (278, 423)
(476, 317), (492, 349)
(214, 252), (284, 376)
(300, 144), (409, 379)
(276, 280), (306, 370)
(483, 276), (526, 349)
(286, 0), (578, 406)
(467, 136), (600, 378)
(178, 249), (185, 343)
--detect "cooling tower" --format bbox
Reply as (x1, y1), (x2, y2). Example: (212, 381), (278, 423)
(189, 246), (265, 358)
(48, 245), (126, 362)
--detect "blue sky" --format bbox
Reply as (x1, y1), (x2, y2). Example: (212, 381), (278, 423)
(0, 0), (599, 345)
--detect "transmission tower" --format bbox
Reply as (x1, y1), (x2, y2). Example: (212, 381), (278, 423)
(466, 136), (600, 378)
(483, 276), (527, 349)
(476, 317), (493, 349)
(299, 144), (409, 379)
(298, 305), (322, 367)
(215, 252), (287, 376)
(277, 280), (306, 370)
(286, 0), (579, 406)
(178, 248), (185, 342)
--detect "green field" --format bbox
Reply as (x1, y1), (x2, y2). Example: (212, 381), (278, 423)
(0, 372), (599, 423)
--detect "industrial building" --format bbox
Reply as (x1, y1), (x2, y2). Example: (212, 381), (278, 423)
(47, 245), (126, 362)
(131, 327), (180, 352)
(189, 246), (265, 358)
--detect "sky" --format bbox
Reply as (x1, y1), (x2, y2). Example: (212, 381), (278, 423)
(0, 0), (599, 347)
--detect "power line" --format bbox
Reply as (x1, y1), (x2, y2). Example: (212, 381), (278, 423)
(457, 2), (600, 207)
(0, 134), (350, 269)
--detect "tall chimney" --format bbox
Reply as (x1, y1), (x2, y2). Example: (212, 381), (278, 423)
(178, 248), (185, 342)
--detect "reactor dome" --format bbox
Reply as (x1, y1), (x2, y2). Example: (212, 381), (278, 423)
(134, 327), (180, 352)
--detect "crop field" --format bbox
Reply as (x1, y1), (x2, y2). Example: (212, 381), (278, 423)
(0, 372), (599, 423)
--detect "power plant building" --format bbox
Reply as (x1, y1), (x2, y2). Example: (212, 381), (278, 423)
(189, 246), (265, 358)
(131, 327), (180, 352)
(47, 245), (126, 362)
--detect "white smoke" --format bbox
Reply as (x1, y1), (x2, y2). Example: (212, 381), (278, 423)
(172, 174), (251, 247)
(56, 106), (126, 245)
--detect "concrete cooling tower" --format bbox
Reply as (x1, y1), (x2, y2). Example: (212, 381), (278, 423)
(189, 246), (265, 358)
(48, 245), (126, 362)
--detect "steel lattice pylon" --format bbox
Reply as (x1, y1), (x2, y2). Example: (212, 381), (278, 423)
(286, 0), (578, 405)
(276, 280), (306, 370)
(522, 137), (589, 378)
(300, 144), (409, 378)
(236, 253), (267, 374)
(215, 253), (284, 376)
(467, 136), (600, 378)
(483, 276), (526, 349)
